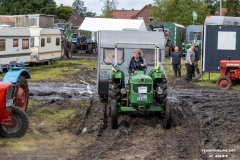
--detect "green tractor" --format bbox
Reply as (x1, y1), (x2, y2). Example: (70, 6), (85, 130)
(107, 51), (172, 129)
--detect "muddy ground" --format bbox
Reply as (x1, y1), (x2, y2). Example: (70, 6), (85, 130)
(0, 57), (239, 160)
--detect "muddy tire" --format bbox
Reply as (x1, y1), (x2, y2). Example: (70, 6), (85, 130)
(66, 48), (72, 59)
(162, 100), (172, 129)
(110, 99), (118, 129)
(216, 76), (232, 90)
(108, 80), (121, 102)
(71, 43), (77, 54)
(155, 78), (167, 103)
(14, 76), (29, 111)
(0, 106), (29, 138)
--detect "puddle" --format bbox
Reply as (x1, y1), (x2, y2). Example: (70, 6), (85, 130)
(29, 82), (96, 102)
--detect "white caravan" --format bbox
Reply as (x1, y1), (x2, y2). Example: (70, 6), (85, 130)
(29, 27), (62, 63)
(0, 27), (31, 68)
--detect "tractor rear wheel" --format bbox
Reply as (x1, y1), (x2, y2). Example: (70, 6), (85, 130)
(156, 99), (172, 129)
(66, 48), (72, 58)
(71, 43), (77, 54)
(110, 99), (118, 129)
(155, 78), (167, 103)
(108, 80), (121, 101)
(216, 76), (232, 90)
(14, 76), (29, 111)
(0, 106), (29, 138)
(162, 100), (172, 129)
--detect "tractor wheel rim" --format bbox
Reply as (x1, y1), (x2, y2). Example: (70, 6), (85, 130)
(219, 79), (229, 89)
(17, 86), (27, 110)
(1, 115), (22, 134)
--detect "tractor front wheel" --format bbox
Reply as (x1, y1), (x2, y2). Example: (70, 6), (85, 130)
(14, 76), (29, 111)
(0, 106), (29, 138)
(156, 99), (172, 129)
(110, 99), (118, 129)
(216, 76), (232, 90)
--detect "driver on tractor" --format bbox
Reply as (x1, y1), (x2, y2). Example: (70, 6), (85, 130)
(128, 49), (147, 73)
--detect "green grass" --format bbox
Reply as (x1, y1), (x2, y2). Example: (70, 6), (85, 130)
(28, 59), (97, 82)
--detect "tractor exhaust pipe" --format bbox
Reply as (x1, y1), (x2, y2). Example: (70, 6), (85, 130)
(228, 56), (231, 61)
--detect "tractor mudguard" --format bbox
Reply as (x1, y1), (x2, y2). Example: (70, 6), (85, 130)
(3, 69), (30, 83)
(109, 70), (125, 88)
(149, 70), (166, 82)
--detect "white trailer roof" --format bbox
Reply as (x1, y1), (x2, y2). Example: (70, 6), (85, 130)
(0, 27), (30, 36)
(79, 17), (147, 32)
(29, 27), (61, 36)
(205, 16), (240, 26)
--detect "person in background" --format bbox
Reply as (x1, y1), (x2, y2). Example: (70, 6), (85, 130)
(193, 47), (200, 77)
(170, 46), (182, 78)
(185, 44), (195, 82)
(128, 49), (147, 73)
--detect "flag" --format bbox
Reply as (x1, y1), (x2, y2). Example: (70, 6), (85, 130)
(192, 10), (198, 21)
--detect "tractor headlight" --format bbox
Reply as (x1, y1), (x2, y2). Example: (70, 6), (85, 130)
(121, 88), (127, 95)
(6, 86), (15, 110)
(157, 87), (163, 95)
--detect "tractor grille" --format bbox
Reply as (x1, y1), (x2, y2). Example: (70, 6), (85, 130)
(6, 85), (15, 100)
(132, 84), (152, 94)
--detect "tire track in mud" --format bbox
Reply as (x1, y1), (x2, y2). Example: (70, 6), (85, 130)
(74, 87), (240, 160)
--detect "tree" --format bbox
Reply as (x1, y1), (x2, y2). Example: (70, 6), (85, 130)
(72, 0), (86, 17)
(101, 0), (118, 18)
(151, 0), (210, 26)
(225, 0), (240, 16)
(56, 6), (73, 21)
(85, 12), (97, 17)
(0, 0), (57, 15)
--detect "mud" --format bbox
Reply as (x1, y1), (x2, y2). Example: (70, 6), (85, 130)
(26, 81), (240, 159)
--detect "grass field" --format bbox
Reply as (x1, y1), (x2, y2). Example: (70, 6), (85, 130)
(0, 58), (239, 90)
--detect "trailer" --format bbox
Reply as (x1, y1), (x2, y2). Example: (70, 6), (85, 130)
(0, 27), (31, 71)
(151, 22), (185, 56)
(97, 30), (165, 98)
(182, 25), (203, 56)
(203, 16), (240, 72)
(29, 27), (62, 63)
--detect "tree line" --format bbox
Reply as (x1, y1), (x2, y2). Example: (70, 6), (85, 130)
(0, 0), (239, 26)
(0, 0), (96, 21)
(151, 0), (240, 26)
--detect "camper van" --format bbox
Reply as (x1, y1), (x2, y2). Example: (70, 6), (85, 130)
(97, 30), (165, 98)
(0, 27), (31, 70)
(29, 27), (62, 63)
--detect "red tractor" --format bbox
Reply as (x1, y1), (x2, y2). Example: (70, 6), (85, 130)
(216, 60), (240, 90)
(0, 63), (30, 138)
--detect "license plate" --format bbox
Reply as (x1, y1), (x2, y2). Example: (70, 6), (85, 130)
(138, 86), (147, 93)
(137, 94), (147, 101)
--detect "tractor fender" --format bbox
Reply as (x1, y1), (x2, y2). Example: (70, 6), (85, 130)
(3, 69), (30, 83)
(109, 70), (125, 88)
(149, 70), (166, 82)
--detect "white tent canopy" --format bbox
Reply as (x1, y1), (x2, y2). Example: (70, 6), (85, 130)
(79, 17), (147, 32)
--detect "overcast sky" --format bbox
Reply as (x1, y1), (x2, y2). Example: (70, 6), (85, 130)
(55, 0), (154, 16)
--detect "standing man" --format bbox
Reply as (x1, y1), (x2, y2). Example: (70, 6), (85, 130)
(170, 46), (182, 78)
(193, 47), (200, 77)
(185, 44), (195, 82)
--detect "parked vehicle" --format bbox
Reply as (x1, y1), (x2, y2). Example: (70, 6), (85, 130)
(0, 27), (31, 70)
(29, 27), (62, 63)
(151, 22), (185, 57)
(216, 59), (240, 90)
(182, 25), (203, 56)
(97, 30), (171, 129)
(0, 63), (30, 138)
(203, 16), (240, 73)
